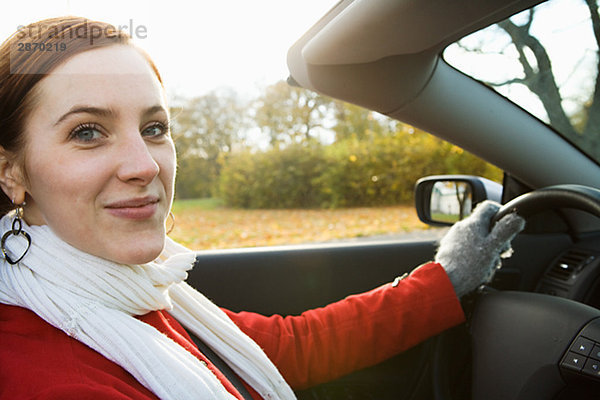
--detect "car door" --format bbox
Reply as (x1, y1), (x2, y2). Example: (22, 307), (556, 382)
(187, 237), (442, 399)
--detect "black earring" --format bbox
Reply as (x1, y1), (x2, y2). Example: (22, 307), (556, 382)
(1, 204), (31, 265)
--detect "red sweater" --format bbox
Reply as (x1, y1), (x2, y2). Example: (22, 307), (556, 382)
(0, 262), (464, 399)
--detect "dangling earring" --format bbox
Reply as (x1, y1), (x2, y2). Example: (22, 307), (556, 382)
(166, 211), (175, 234)
(1, 203), (31, 265)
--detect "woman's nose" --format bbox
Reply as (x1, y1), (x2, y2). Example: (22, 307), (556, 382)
(116, 133), (160, 185)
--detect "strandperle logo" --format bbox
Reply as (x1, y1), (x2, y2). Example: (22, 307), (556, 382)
(10, 19), (148, 74)
(14, 19), (148, 44)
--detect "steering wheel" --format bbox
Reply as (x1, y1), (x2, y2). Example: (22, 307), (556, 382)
(435, 184), (600, 400)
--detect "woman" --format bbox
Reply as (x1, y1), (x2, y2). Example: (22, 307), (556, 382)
(0, 17), (524, 399)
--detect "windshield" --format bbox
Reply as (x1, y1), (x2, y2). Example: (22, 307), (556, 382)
(444, 0), (600, 164)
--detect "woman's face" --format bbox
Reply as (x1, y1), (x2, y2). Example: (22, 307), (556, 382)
(17, 45), (176, 264)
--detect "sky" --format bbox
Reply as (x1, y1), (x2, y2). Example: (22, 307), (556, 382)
(1, 0), (339, 100)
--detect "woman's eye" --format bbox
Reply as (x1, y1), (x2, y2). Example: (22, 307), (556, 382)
(142, 122), (168, 138)
(69, 124), (103, 143)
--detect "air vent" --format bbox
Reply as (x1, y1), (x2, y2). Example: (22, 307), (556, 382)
(547, 249), (596, 282)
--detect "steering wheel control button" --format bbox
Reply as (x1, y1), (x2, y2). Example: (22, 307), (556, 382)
(590, 344), (600, 360)
(562, 351), (585, 372)
(571, 336), (595, 356)
(583, 358), (600, 377)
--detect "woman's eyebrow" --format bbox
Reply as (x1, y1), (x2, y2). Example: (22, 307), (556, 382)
(142, 105), (168, 119)
(54, 105), (116, 126)
(54, 105), (167, 127)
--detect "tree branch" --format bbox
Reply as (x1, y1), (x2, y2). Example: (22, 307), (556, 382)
(497, 14), (578, 137)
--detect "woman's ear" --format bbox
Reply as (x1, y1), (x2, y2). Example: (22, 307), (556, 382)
(0, 147), (27, 204)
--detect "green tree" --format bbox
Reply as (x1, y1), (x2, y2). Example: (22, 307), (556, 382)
(220, 144), (326, 208)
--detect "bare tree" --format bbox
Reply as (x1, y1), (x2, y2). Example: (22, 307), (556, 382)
(458, 0), (600, 157)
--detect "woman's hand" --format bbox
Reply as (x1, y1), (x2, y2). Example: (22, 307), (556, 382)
(435, 200), (525, 298)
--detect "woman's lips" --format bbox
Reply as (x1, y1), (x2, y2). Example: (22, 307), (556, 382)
(105, 196), (159, 219)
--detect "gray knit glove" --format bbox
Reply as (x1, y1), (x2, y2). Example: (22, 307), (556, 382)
(435, 200), (525, 298)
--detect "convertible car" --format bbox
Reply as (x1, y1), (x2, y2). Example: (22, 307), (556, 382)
(187, 0), (600, 398)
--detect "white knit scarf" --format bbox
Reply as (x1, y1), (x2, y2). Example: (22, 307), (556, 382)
(0, 214), (296, 400)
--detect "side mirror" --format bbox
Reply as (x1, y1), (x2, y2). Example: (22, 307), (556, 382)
(415, 175), (502, 226)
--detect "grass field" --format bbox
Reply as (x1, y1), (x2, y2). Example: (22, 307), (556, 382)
(169, 199), (432, 250)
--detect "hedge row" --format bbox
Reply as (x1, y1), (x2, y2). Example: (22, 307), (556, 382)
(218, 132), (501, 208)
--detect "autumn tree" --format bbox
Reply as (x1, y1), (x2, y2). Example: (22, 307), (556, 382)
(170, 80), (500, 205)
(254, 81), (335, 146)
(331, 101), (396, 141)
(171, 89), (249, 198)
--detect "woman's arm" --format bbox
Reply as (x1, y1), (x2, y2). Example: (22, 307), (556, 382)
(224, 262), (464, 389)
